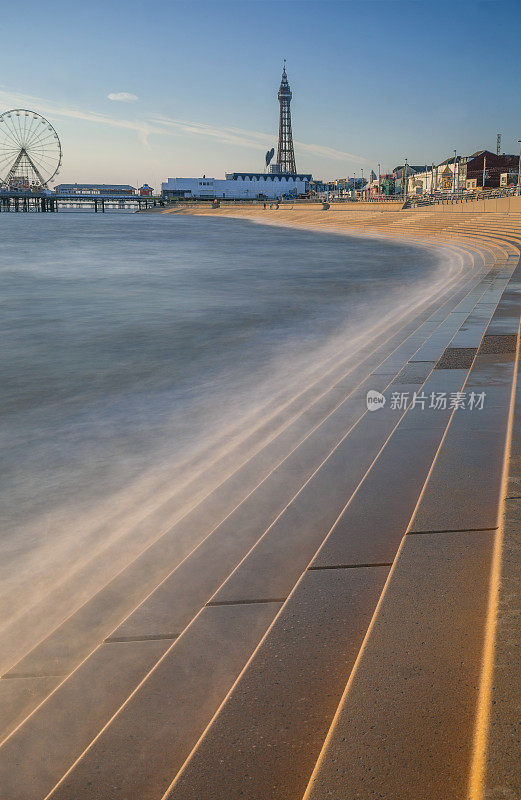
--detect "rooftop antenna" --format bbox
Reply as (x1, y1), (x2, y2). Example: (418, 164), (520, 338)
(497, 133), (502, 155)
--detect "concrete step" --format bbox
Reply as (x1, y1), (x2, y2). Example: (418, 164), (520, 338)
(161, 329), (488, 800)
(304, 530), (497, 800)
(148, 268), (513, 800)
(0, 253), (498, 798)
(482, 366), (521, 799)
(1, 226), (516, 800)
(0, 256), (486, 738)
(1, 604), (282, 800)
(303, 256), (521, 800)
(0, 379), (431, 799)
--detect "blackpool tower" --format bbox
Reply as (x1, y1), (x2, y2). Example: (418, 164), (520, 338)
(276, 61), (297, 174)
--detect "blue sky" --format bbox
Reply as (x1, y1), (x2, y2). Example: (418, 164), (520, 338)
(1, 0), (521, 188)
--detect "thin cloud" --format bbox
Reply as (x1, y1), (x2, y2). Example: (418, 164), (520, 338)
(151, 115), (266, 150)
(152, 115), (368, 164)
(108, 92), (139, 102)
(0, 87), (368, 164)
(0, 88), (161, 148)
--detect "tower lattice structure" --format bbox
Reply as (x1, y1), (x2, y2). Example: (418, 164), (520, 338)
(276, 63), (296, 174)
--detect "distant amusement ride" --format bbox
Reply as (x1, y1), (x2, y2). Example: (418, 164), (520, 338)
(0, 109), (62, 191)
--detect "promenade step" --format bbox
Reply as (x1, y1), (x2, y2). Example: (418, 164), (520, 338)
(154, 226), (520, 800)
(1, 604), (282, 800)
(163, 289), (505, 799)
(2, 216), (519, 800)
(133, 263), (513, 800)
(0, 251), (493, 797)
(303, 256), (521, 800)
(0, 250), (485, 740)
(166, 567), (390, 800)
(0, 373), (433, 797)
(483, 366), (521, 798)
(304, 530), (496, 800)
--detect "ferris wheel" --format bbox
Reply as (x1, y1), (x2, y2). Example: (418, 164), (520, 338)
(0, 109), (62, 190)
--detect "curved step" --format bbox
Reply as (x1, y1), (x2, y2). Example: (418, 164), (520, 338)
(0, 245), (495, 799)
(303, 255), (521, 800)
(161, 308), (501, 800)
(41, 260), (505, 800)
(2, 213), (519, 800)
(0, 247), (484, 737)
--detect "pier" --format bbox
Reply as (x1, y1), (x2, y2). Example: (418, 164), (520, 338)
(0, 190), (163, 212)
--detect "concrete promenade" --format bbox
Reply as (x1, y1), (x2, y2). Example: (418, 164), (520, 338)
(1, 200), (520, 799)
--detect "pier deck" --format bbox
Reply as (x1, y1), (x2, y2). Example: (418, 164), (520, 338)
(0, 190), (161, 212)
(1, 203), (521, 799)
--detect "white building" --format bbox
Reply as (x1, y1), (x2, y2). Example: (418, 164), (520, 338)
(407, 168), (436, 195)
(162, 172), (312, 201)
(500, 172), (519, 187)
(406, 158), (472, 196)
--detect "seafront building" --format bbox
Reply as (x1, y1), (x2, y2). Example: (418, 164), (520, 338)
(393, 164), (425, 195)
(406, 150), (519, 195)
(463, 150), (518, 188)
(162, 172), (312, 200)
(309, 178), (330, 196)
(406, 157), (467, 195)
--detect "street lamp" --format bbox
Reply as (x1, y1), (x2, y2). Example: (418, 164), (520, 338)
(452, 149), (457, 195)
(378, 162), (381, 199)
(403, 158), (408, 199)
(517, 140), (521, 195)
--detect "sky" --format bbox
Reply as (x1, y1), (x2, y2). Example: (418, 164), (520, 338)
(1, 0), (521, 188)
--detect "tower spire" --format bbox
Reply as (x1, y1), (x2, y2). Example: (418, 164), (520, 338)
(276, 61), (296, 174)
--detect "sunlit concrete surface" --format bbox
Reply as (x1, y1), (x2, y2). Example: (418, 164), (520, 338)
(2, 200), (521, 799)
